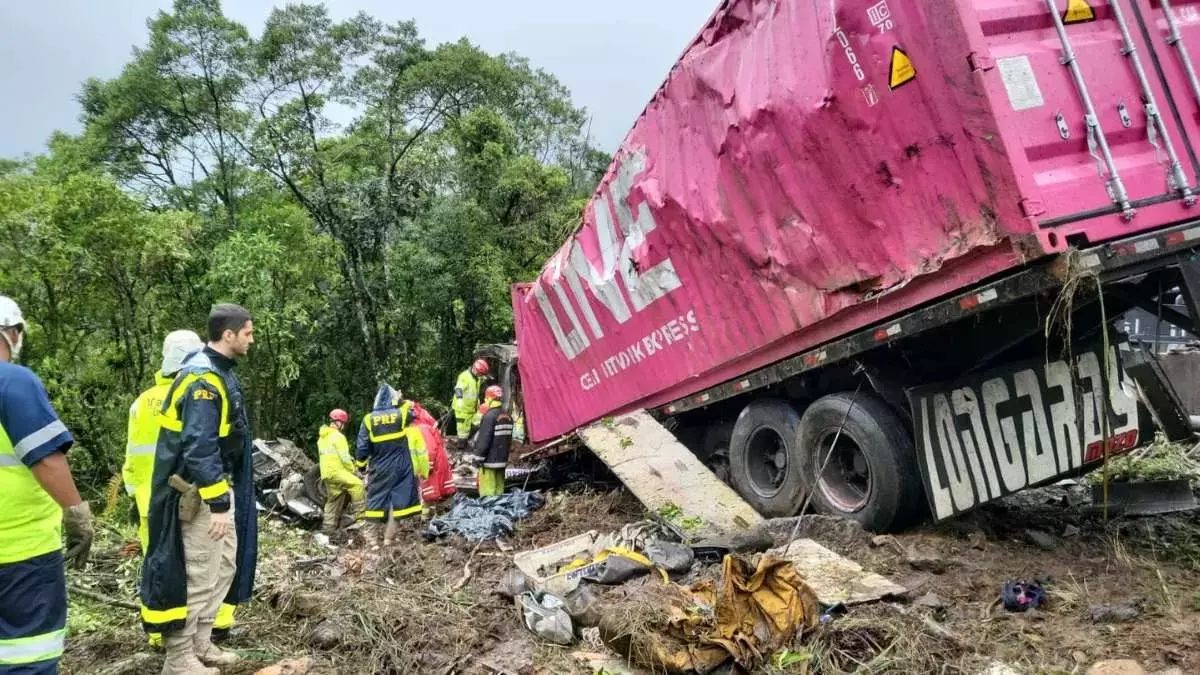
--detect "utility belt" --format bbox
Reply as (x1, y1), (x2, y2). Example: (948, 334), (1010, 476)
(169, 473), (233, 523)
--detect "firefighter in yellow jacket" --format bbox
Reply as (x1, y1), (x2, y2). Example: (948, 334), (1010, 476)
(318, 409), (365, 532)
(451, 359), (488, 439)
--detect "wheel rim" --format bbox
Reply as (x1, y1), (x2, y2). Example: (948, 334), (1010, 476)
(746, 427), (788, 497)
(815, 429), (872, 512)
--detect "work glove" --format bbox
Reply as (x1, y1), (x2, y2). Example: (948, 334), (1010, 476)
(209, 509), (233, 541)
(64, 501), (94, 570)
(465, 454), (482, 466)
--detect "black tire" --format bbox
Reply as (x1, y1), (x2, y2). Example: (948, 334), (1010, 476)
(728, 399), (807, 517)
(796, 392), (926, 532)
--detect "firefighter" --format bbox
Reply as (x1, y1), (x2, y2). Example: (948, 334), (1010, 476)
(140, 304), (259, 674)
(318, 409), (365, 533)
(451, 359), (488, 439)
(356, 385), (429, 548)
(471, 385), (513, 497)
(0, 295), (93, 674)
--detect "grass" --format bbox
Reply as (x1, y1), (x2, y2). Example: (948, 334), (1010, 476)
(1086, 433), (1200, 487)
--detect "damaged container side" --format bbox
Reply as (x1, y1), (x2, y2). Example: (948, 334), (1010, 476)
(514, 0), (1200, 442)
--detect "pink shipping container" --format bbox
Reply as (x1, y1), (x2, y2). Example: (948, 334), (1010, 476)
(514, 0), (1200, 442)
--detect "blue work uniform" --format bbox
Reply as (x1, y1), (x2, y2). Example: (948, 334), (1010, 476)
(356, 387), (422, 522)
(139, 347), (257, 636)
(0, 362), (74, 674)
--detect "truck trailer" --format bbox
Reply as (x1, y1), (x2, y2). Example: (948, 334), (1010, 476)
(507, 0), (1200, 530)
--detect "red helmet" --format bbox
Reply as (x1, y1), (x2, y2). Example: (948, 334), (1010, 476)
(329, 409), (349, 424)
(484, 385), (503, 401)
(472, 359), (490, 375)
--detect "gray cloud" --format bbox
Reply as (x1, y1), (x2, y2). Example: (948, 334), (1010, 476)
(0, 0), (715, 158)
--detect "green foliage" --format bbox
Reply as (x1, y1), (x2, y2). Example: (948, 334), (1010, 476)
(1, 0), (610, 497)
(1085, 433), (1200, 487)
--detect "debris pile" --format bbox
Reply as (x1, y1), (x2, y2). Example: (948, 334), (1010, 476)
(422, 489), (546, 541)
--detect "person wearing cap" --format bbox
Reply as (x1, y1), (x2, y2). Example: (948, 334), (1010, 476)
(470, 386), (513, 497)
(318, 409), (365, 533)
(451, 359), (489, 440)
(0, 295), (93, 674)
(356, 385), (428, 548)
(125, 331), (205, 552)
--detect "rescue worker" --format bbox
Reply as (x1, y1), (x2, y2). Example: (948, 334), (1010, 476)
(471, 386), (513, 497)
(140, 304), (259, 674)
(355, 385), (429, 548)
(124, 329), (204, 650)
(318, 409), (365, 533)
(414, 403), (455, 508)
(125, 330), (204, 551)
(0, 295), (94, 674)
(451, 359), (488, 439)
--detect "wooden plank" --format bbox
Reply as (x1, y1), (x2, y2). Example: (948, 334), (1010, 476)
(578, 411), (763, 540)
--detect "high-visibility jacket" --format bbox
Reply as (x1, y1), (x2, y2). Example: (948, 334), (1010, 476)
(124, 373), (173, 550)
(451, 369), (482, 429)
(0, 362), (74, 565)
(139, 347), (257, 635)
(317, 424), (358, 486)
(0, 362), (74, 670)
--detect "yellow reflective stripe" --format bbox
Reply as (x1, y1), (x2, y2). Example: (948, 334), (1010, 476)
(363, 510), (386, 519)
(214, 603), (236, 629)
(126, 442), (156, 457)
(198, 479), (229, 500)
(369, 430), (405, 442)
(393, 505), (422, 518)
(141, 604), (187, 624)
(0, 628), (66, 665)
(160, 372), (231, 437)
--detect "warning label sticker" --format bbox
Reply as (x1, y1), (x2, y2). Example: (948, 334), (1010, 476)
(1063, 0), (1096, 24)
(889, 47), (916, 90)
(996, 55), (1045, 111)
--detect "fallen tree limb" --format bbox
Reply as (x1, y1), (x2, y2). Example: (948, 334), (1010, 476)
(68, 585), (139, 610)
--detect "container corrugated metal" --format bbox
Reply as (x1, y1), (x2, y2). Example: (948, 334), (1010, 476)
(515, 0), (1200, 441)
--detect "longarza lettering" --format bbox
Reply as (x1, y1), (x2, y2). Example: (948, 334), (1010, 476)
(910, 345), (1140, 520)
(530, 148), (683, 360)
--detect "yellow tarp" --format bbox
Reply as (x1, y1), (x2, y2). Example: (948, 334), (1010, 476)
(599, 554), (821, 673)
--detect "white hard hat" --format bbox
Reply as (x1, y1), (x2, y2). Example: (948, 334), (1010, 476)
(0, 296), (24, 329)
(161, 330), (203, 375)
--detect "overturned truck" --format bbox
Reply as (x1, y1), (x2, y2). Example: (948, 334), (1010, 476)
(501, 0), (1200, 531)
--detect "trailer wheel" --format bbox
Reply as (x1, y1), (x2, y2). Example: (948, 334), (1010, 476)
(797, 392), (925, 532)
(728, 399), (806, 517)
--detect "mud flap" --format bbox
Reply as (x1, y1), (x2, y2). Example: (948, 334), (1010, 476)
(578, 411), (763, 540)
(1124, 349), (1195, 442)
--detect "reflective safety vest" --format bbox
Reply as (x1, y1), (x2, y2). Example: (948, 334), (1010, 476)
(452, 370), (481, 424)
(0, 420), (62, 566)
(317, 425), (357, 483)
(126, 374), (174, 552)
(124, 373), (173, 497)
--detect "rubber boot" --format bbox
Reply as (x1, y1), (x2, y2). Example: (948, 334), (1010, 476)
(195, 621), (241, 667)
(365, 521), (383, 550)
(161, 633), (219, 675)
(382, 517), (399, 547)
(346, 500), (366, 530)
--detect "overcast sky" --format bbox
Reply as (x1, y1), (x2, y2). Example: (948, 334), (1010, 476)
(0, 0), (716, 158)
